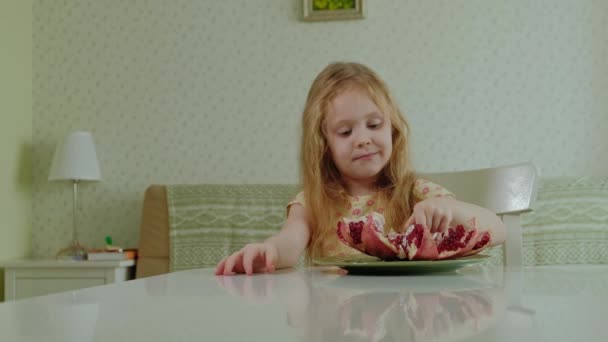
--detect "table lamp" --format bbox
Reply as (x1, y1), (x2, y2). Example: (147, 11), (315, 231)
(49, 131), (101, 260)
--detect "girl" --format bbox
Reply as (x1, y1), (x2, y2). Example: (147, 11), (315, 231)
(215, 62), (505, 276)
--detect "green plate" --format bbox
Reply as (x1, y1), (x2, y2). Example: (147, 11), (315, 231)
(313, 254), (490, 275)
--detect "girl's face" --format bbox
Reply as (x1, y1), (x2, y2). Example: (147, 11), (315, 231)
(324, 87), (392, 190)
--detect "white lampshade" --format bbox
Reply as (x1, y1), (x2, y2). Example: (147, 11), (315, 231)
(49, 131), (102, 181)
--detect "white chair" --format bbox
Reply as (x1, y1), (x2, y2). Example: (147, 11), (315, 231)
(420, 161), (539, 267)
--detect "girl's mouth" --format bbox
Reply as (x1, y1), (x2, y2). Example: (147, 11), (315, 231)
(353, 152), (377, 161)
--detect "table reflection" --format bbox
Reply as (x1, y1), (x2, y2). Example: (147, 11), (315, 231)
(216, 268), (506, 342)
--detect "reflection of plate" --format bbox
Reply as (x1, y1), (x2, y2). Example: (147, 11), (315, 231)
(319, 271), (496, 293)
(313, 254), (490, 275)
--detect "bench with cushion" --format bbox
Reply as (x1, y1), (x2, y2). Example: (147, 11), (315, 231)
(135, 177), (608, 278)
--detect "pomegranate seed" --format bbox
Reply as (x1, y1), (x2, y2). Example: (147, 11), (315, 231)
(405, 224), (425, 249)
(437, 225), (467, 253)
(392, 235), (404, 246)
(349, 221), (364, 244)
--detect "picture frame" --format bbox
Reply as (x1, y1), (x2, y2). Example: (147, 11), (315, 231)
(302, 0), (365, 22)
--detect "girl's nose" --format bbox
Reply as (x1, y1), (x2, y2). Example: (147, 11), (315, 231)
(355, 138), (371, 148)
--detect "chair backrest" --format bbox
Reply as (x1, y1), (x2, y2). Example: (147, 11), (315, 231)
(419, 161), (539, 266)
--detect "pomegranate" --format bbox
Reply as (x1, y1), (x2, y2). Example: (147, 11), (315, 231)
(336, 212), (490, 260)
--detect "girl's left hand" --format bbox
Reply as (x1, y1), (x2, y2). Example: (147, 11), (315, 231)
(403, 197), (454, 233)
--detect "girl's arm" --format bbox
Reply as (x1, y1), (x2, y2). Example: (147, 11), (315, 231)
(215, 203), (310, 275)
(265, 203), (311, 268)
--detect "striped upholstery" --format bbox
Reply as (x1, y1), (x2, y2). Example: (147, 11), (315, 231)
(521, 177), (608, 265)
(164, 178), (608, 272)
(167, 184), (297, 271)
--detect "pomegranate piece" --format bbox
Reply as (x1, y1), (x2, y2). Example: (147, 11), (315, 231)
(434, 225), (481, 259)
(463, 231), (491, 256)
(337, 213), (401, 260)
(402, 224), (439, 260)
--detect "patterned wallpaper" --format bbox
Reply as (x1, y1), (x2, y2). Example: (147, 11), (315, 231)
(32, 0), (608, 257)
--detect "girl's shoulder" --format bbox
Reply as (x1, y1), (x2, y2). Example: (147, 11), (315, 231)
(286, 191), (305, 217)
(413, 178), (454, 199)
(287, 191), (306, 206)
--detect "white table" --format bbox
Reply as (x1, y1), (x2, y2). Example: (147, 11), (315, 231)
(0, 264), (606, 341)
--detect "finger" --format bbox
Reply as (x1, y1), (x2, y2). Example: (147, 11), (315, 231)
(424, 206), (434, 231)
(466, 217), (478, 230)
(242, 247), (259, 275)
(434, 215), (445, 233)
(264, 247), (277, 273)
(437, 215), (450, 233)
(223, 251), (243, 276)
(215, 256), (228, 275)
(443, 212), (453, 232)
(222, 255), (236, 276)
(432, 210), (445, 231)
(415, 208), (427, 229)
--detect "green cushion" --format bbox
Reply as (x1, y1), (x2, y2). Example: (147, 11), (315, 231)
(167, 184), (297, 271)
(521, 177), (608, 265)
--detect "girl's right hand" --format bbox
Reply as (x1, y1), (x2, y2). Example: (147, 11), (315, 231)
(214, 242), (278, 276)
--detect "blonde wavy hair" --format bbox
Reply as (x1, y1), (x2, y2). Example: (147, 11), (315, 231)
(300, 62), (422, 263)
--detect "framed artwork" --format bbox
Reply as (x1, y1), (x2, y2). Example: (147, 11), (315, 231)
(302, 0), (365, 22)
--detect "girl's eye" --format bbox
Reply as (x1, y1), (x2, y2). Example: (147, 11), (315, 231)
(338, 130), (352, 136)
(368, 121), (382, 129)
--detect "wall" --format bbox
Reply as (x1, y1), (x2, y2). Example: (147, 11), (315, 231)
(32, 0), (608, 257)
(1, 0), (33, 300)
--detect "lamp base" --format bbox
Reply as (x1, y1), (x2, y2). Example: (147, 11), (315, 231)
(56, 241), (89, 260)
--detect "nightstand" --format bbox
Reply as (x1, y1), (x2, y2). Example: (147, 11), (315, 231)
(2, 259), (135, 301)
